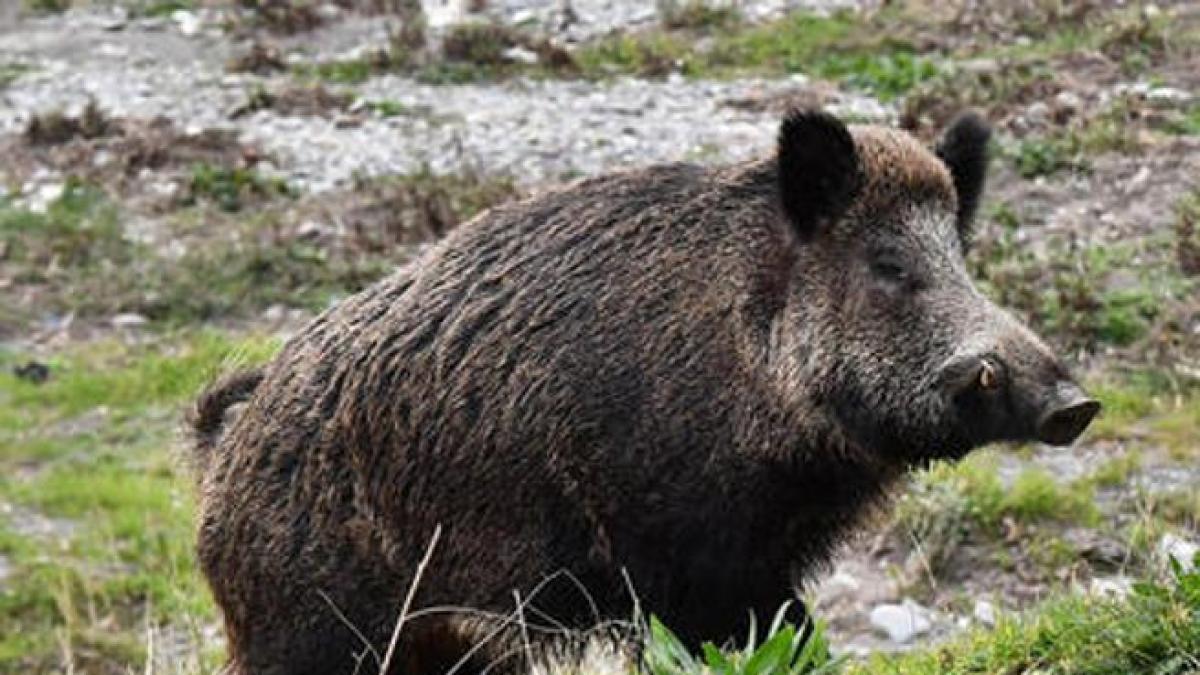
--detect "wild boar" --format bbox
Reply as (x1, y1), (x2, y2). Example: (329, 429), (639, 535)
(191, 109), (1098, 675)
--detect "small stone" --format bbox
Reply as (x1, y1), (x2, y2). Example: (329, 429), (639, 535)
(961, 58), (1000, 75)
(295, 220), (329, 240)
(136, 16), (168, 31)
(1025, 101), (1051, 126)
(29, 183), (65, 213)
(503, 46), (540, 66)
(172, 9), (201, 36)
(1089, 576), (1133, 599)
(148, 180), (177, 199)
(869, 599), (932, 643)
(827, 570), (860, 591)
(973, 600), (996, 626)
(13, 361), (51, 384)
(1146, 87), (1192, 108)
(97, 43), (128, 58)
(511, 9), (537, 23)
(1071, 532), (1127, 570)
(316, 3), (342, 21)
(1158, 534), (1199, 571)
(1054, 91), (1083, 113)
(111, 313), (148, 329)
(1126, 166), (1152, 193)
(101, 15), (128, 31)
(262, 305), (286, 322)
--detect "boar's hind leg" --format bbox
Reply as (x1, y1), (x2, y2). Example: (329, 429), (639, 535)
(390, 616), (521, 675)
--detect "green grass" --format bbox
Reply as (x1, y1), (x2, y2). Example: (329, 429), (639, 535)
(974, 224), (1192, 351)
(576, 9), (940, 99)
(0, 179), (128, 272)
(1086, 370), (1199, 445)
(851, 556), (1200, 675)
(1009, 136), (1083, 179)
(126, 0), (194, 17)
(295, 9), (939, 98)
(0, 333), (280, 672)
(900, 454), (1098, 536)
(1165, 105), (1200, 136)
(365, 99), (415, 118)
(183, 163), (293, 213)
(0, 169), (516, 327)
(0, 181), (360, 325)
(295, 57), (376, 85)
(658, 0), (742, 31)
(644, 604), (840, 675)
(643, 557), (1200, 675)
(0, 63), (31, 90)
(22, 0), (69, 13)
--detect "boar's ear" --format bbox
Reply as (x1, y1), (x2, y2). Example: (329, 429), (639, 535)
(777, 109), (862, 240)
(936, 112), (991, 246)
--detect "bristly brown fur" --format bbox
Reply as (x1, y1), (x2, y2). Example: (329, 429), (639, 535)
(188, 368), (264, 466)
(190, 110), (1077, 675)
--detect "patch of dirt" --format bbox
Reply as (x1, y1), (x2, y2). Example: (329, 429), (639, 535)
(0, 108), (266, 212)
(229, 83), (354, 120)
(225, 39), (287, 74)
(987, 136), (1200, 249)
(0, 501), (76, 541)
(288, 168), (522, 254)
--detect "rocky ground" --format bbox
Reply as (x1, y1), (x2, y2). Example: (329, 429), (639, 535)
(0, 1), (1198, 673)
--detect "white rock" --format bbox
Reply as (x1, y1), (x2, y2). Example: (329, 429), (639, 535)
(262, 305), (286, 322)
(29, 183), (65, 213)
(973, 599), (996, 626)
(961, 58), (999, 75)
(1054, 91), (1083, 112)
(148, 180), (178, 199)
(97, 43), (129, 59)
(827, 570), (860, 591)
(100, 15), (128, 31)
(1126, 166), (1152, 194)
(1089, 576), (1133, 599)
(316, 3), (343, 21)
(172, 10), (201, 37)
(1158, 534), (1199, 571)
(869, 599), (932, 643)
(503, 46), (540, 66)
(1146, 87), (1193, 107)
(111, 313), (148, 328)
(1025, 101), (1051, 126)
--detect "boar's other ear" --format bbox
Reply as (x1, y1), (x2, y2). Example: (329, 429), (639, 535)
(936, 112), (991, 246)
(777, 109), (862, 240)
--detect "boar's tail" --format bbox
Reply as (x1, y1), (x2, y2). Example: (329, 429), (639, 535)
(188, 368), (264, 468)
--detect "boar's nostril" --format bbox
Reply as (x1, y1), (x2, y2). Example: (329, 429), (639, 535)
(1036, 397), (1101, 446)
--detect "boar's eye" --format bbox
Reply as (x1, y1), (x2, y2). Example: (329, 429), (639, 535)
(870, 257), (908, 284)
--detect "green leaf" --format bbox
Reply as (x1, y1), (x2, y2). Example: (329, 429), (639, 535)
(743, 626), (795, 675)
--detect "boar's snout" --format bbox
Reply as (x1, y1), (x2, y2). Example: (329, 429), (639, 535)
(1035, 382), (1100, 446)
(938, 348), (1099, 448)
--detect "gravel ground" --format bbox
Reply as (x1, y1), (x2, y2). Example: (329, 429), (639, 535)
(0, 3), (886, 194)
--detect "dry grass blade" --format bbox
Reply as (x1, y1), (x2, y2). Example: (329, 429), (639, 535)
(379, 524), (443, 674)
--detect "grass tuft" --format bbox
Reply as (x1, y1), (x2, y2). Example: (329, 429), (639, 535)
(643, 604), (840, 675)
(852, 555), (1200, 674)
